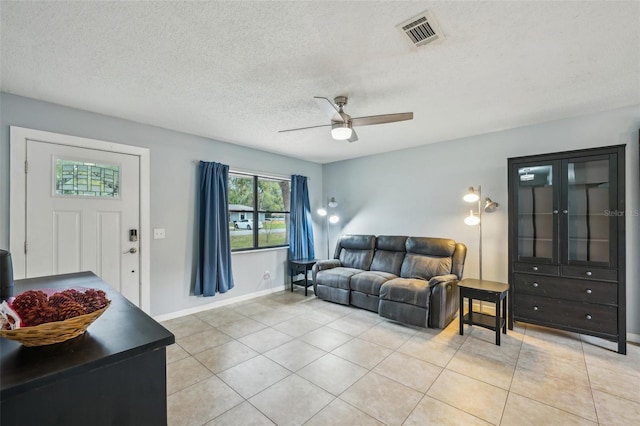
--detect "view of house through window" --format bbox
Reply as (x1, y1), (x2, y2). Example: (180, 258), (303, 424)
(229, 173), (290, 251)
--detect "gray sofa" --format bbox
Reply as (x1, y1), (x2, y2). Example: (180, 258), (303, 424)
(312, 235), (467, 328)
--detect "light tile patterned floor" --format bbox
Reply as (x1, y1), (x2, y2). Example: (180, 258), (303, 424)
(163, 290), (640, 426)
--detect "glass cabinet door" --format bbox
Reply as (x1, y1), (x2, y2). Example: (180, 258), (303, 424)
(564, 155), (616, 266)
(515, 162), (557, 263)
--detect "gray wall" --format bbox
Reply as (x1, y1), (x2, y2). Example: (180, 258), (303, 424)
(323, 104), (640, 336)
(2, 91), (638, 334)
(0, 92), (323, 316)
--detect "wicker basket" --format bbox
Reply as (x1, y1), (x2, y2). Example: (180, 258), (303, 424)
(0, 302), (111, 347)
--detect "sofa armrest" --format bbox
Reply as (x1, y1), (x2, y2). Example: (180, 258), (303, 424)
(428, 274), (458, 286)
(312, 260), (341, 281)
(312, 260), (342, 294)
(428, 275), (460, 329)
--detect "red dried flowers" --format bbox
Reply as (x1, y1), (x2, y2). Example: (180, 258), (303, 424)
(10, 289), (109, 327)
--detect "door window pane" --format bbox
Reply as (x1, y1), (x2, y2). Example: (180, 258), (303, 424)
(517, 165), (554, 259)
(55, 159), (119, 198)
(567, 159), (610, 263)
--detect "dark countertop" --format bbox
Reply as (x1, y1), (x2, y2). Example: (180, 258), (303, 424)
(0, 272), (175, 400)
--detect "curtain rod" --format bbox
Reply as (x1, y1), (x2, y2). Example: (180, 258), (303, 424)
(193, 161), (297, 181)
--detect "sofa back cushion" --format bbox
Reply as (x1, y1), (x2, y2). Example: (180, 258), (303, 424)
(370, 235), (407, 276)
(334, 235), (376, 270)
(400, 237), (455, 280)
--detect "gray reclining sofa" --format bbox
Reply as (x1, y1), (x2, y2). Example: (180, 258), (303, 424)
(312, 235), (467, 328)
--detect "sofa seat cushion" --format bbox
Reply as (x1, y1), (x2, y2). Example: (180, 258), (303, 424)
(315, 267), (363, 290)
(379, 278), (431, 307)
(349, 271), (397, 295)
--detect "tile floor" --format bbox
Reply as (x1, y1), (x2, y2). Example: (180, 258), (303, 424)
(162, 290), (640, 426)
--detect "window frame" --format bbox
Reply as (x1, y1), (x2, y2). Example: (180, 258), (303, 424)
(228, 172), (290, 252)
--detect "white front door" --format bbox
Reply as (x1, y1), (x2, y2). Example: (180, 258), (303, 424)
(23, 140), (141, 305)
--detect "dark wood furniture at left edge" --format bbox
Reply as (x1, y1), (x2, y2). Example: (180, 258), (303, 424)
(0, 272), (175, 426)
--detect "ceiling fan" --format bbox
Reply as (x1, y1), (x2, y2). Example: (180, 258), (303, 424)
(279, 96), (413, 143)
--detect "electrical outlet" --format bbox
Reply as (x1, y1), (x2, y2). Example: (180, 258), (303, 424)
(263, 270), (271, 280)
(153, 228), (165, 239)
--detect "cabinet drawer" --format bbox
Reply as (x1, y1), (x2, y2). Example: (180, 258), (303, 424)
(512, 274), (617, 305)
(513, 262), (559, 276)
(513, 294), (617, 334)
(561, 266), (617, 282)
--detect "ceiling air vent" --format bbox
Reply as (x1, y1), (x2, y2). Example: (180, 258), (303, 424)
(397, 10), (444, 48)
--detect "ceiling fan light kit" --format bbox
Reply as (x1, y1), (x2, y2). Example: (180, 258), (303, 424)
(331, 122), (353, 140)
(279, 96), (413, 143)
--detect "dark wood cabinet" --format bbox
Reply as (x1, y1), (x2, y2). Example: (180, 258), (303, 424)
(508, 145), (626, 354)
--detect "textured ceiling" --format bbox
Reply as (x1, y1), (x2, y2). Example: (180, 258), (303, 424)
(2, 1), (639, 164)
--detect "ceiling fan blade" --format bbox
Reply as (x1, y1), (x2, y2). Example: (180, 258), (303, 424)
(347, 129), (359, 143)
(278, 123), (332, 133)
(314, 96), (345, 122)
(351, 112), (413, 127)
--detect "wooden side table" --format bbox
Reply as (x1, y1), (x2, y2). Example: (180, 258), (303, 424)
(458, 278), (509, 345)
(288, 258), (317, 296)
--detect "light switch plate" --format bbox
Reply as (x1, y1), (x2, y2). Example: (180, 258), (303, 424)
(153, 228), (165, 239)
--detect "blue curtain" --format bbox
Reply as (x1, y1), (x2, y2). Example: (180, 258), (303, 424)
(289, 175), (315, 260)
(195, 162), (234, 296)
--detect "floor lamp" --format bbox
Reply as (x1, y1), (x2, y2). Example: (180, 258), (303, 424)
(317, 197), (339, 259)
(464, 186), (499, 313)
(463, 186), (499, 281)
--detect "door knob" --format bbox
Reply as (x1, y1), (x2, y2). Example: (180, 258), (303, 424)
(123, 247), (137, 254)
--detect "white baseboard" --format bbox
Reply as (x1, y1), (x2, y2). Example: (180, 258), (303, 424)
(153, 286), (285, 322)
(627, 332), (640, 345)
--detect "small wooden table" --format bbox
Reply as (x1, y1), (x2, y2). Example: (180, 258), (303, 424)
(288, 258), (317, 296)
(458, 278), (509, 345)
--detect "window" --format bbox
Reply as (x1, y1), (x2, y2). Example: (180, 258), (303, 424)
(55, 158), (120, 198)
(229, 173), (290, 251)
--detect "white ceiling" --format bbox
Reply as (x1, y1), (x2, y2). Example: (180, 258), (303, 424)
(2, 1), (639, 164)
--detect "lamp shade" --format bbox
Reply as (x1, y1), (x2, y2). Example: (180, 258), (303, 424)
(464, 210), (480, 226)
(463, 187), (479, 203)
(328, 197), (338, 208)
(331, 123), (353, 140)
(484, 198), (499, 213)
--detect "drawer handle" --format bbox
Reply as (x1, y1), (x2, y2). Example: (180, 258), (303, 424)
(532, 282), (539, 288)
(586, 271), (593, 277)
(533, 306), (539, 311)
(562, 210), (568, 214)
(586, 289), (592, 294)
(532, 266), (538, 271)
(585, 314), (592, 320)
(553, 210), (559, 214)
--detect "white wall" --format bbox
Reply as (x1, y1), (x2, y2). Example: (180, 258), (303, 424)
(0, 93), (323, 316)
(323, 104), (640, 335)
